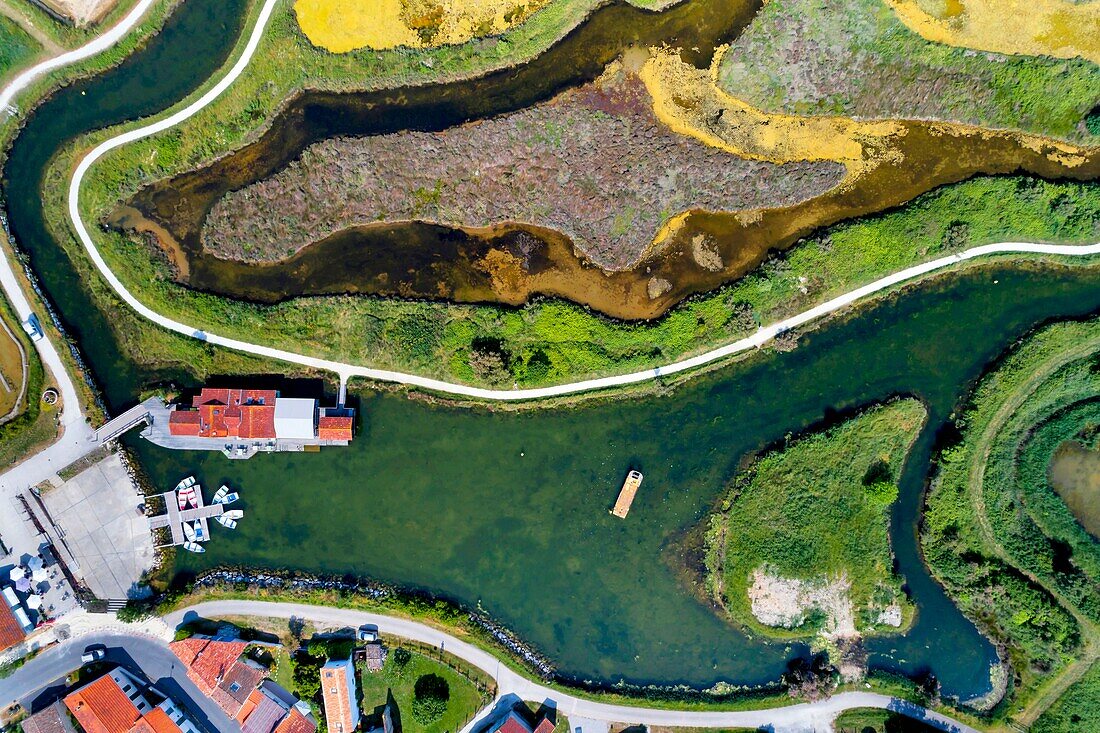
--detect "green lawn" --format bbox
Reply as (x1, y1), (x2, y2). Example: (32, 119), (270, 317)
(832, 708), (943, 732)
(356, 648), (489, 733)
(704, 400), (926, 638)
(0, 15), (39, 82)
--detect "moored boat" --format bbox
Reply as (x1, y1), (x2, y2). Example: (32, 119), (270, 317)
(182, 521), (197, 542)
(216, 515), (237, 529)
(222, 509), (243, 521)
(183, 541), (205, 554)
(174, 476), (196, 492)
(611, 469), (644, 519)
(212, 485), (229, 503)
(177, 486), (195, 511)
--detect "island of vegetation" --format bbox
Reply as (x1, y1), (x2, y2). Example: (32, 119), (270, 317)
(701, 400), (923, 668)
(922, 317), (1100, 724)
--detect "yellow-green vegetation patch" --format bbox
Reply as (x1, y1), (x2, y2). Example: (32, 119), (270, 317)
(355, 646), (489, 733)
(719, 0), (1100, 142)
(703, 400), (924, 640)
(294, 0), (553, 52)
(922, 318), (1100, 717)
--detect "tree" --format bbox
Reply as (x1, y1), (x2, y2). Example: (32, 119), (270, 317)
(293, 657), (322, 701)
(411, 674), (449, 724)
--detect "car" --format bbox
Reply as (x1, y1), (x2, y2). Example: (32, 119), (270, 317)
(21, 314), (43, 342)
(81, 645), (106, 664)
(357, 624), (378, 642)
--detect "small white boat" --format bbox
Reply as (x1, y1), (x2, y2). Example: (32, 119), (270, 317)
(183, 541), (205, 554)
(222, 492), (239, 505)
(222, 509), (243, 521)
(182, 521), (197, 542)
(174, 476), (196, 492)
(188, 486), (200, 509)
(212, 486), (229, 504)
(216, 516), (237, 529)
(192, 521), (206, 541)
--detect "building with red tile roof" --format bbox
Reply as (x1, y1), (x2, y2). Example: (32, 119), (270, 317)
(63, 670), (199, 733)
(491, 711), (555, 733)
(317, 415), (353, 441)
(0, 600), (26, 653)
(320, 659), (359, 733)
(169, 637), (265, 717)
(169, 388), (277, 440)
(21, 703), (74, 733)
(238, 682), (317, 733)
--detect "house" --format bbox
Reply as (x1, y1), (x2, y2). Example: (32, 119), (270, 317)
(168, 637), (267, 717)
(491, 710), (556, 733)
(0, 585), (33, 653)
(237, 681), (317, 733)
(165, 388), (353, 445)
(20, 702), (75, 733)
(321, 659), (360, 733)
(168, 389), (277, 440)
(63, 668), (200, 733)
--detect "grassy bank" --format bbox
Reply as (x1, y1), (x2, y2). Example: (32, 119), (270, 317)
(922, 318), (1100, 725)
(702, 400), (923, 640)
(833, 707), (942, 732)
(1032, 658), (1100, 732)
(719, 0), (1100, 142)
(0, 14), (42, 82)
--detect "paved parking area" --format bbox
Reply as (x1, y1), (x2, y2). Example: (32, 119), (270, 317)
(41, 454), (153, 601)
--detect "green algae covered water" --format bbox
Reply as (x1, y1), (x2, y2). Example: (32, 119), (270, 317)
(5, 0), (1100, 704)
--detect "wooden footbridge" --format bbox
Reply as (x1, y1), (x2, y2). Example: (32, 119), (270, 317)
(148, 487), (224, 547)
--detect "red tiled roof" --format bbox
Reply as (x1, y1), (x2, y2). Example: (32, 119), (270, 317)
(235, 689), (264, 724)
(320, 664), (355, 733)
(317, 416), (353, 441)
(0, 602), (26, 653)
(171, 389), (280, 439)
(494, 713), (531, 733)
(139, 709), (182, 733)
(273, 708), (316, 733)
(532, 718), (555, 733)
(240, 692), (289, 733)
(169, 638), (249, 696)
(212, 660), (268, 716)
(21, 703), (70, 733)
(64, 675), (141, 733)
(167, 411), (201, 436)
(194, 388), (278, 408)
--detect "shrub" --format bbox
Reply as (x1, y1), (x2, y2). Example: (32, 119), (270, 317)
(411, 673), (450, 724)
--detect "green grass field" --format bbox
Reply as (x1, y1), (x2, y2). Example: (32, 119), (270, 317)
(356, 648), (489, 733)
(703, 400), (925, 638)
(832, 707), (943, 732)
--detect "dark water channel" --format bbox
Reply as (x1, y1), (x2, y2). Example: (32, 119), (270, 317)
(5, 0), (1100, 703)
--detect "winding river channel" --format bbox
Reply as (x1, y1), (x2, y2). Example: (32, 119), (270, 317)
(4, 0), (1100, 705)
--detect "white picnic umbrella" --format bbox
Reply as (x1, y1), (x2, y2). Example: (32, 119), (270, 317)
(31, 567), (48, 583)
(24, 594), (42, 610)
(8, 567), (25, 581)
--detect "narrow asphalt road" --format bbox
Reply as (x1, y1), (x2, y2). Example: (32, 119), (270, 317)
(0, 631), (235, 733)
(166, 600), (981, 733)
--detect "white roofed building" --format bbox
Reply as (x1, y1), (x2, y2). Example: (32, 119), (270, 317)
(274, 398), (317, 440)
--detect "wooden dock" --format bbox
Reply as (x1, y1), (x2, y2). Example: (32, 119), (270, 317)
(611, 470), (643, 519)
(148, 488), (223, 546)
